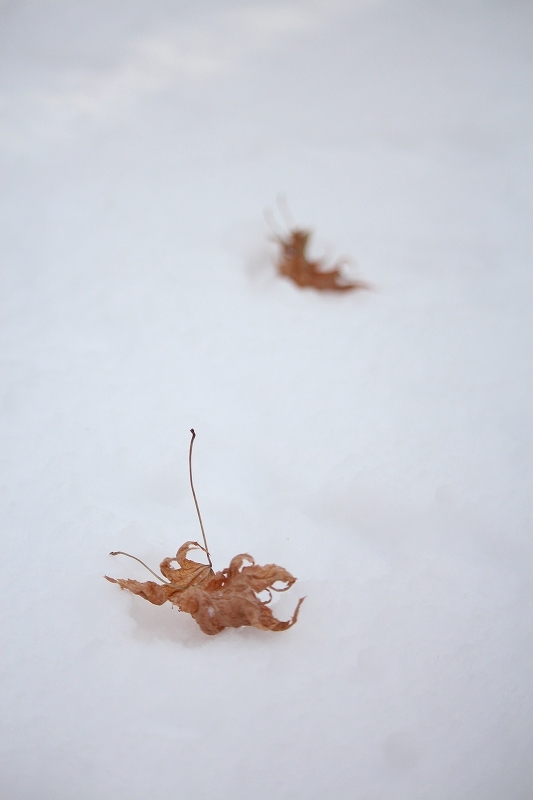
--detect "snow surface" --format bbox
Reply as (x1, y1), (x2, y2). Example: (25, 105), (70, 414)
(1, 1), (532, 798)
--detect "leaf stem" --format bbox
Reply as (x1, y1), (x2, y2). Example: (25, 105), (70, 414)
(109, 551), (171, 584)
(189, 429), (213, 569)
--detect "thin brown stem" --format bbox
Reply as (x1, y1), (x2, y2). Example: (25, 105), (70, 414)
(109, 551), (171, 584)
(189, 429), (213, 569)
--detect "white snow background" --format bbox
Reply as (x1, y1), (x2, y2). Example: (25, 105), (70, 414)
(1, 1), (531, 798)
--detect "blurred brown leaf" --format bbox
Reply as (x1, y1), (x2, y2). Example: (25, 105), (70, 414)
(275, 228), (369, 292)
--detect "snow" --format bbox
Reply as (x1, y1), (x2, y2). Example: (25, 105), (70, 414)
(1, 1), (531, 798)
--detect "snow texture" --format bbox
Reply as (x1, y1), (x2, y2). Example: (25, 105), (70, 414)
(1, 1), (532, 798)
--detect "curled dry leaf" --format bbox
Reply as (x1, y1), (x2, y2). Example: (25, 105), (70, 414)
(105, 542), (304, 636)
(106, 430), (304, 636)
(105, 541), (212, 606)
(275, 228), (370, 293)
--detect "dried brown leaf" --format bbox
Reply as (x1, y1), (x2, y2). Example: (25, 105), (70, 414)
(104, 576), (179, 605)
(106, 545), (304, 635)
(106, 429), (303, 636)
(275, 228), (369, 292)
(159, 540), (213, 589)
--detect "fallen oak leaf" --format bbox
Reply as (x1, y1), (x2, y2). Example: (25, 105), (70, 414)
(105, 431), (304, 635)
